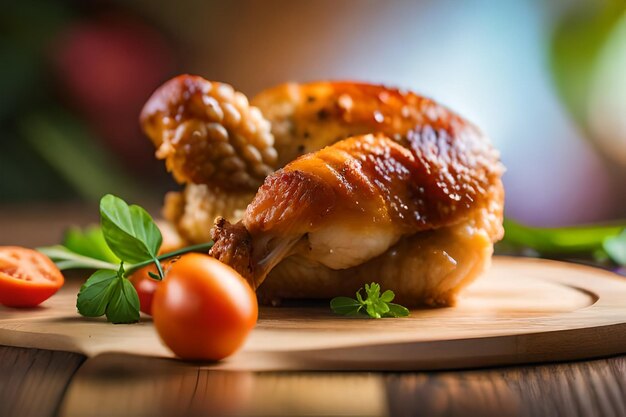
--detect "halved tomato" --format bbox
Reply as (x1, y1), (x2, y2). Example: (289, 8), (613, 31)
(0, 247), (64, 307)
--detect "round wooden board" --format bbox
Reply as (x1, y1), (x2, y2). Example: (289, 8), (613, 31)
(1, 257), (625, 371)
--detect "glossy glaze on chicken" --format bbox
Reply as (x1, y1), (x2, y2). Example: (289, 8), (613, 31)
(141, 75), (504, 307)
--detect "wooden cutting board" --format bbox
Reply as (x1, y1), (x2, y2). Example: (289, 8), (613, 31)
(1, 257), (625, 371)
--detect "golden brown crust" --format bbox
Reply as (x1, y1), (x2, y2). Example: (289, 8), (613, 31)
(209, 217), (253, 282)
(246, 133), (502, 236)
(244, 170), (336, 235)
(142, 77), (503, 248)
(252, 81), (500, 170)
(143, 76), (505, 303)
(212, 132), (504, 292)
(140, 75), (277, 190)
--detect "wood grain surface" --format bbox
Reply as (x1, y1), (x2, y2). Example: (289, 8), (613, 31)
(0, 345), (84, 417)
(1, 346), (623, 417)
(1, 257), (625, 371)
(52, 352), (626, 417)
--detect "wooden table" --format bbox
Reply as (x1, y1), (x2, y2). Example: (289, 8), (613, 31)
(1, 204), (625, 417)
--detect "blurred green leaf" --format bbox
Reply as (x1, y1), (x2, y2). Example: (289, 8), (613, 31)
(0, 41), (42, 123)
(550, 0), (625, 128)
(0, 129), (74, 200)
(503, 218), (626, 255)
(39, 245), (117, 271)
(19, 111), (142, 201)
(603, 230), (626, 266)
(63, 225), (121, 264)
(330, 297), (362, 316)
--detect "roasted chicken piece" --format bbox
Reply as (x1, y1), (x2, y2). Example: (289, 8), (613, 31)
(141, 75), (504, 306)
(252, 81), (475, 168)
(141, 76), (498, 245)
(140, 75), (275, 241)
(211, 133), (503, 307)
(141, 75), (277, 189)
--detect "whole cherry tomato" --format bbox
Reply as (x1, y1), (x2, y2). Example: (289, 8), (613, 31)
(152, 253), (258, 361)
(129, 264), (161, 315)
(0, 247), (64, 307)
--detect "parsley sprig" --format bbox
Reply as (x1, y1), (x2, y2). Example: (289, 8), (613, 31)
(38, 194), (213, 324)
(330, 283), (410, 318)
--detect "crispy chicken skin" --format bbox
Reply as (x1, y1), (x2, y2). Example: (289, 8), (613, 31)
(252, 81), (488, 168)
(141, 76), (500, 245)
(210, 133), (503, 306)
(141, 75), (505, 307)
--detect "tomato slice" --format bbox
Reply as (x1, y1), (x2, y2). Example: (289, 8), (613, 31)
(0, 247), (64, 308)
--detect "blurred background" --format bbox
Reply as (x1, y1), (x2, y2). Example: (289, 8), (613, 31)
(1, 0), (625, 226)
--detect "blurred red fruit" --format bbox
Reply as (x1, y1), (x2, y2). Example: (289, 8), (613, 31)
(52, 14), (177, 174)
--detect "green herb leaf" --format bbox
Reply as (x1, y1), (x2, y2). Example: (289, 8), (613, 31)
(99, 194), (163, 276)
(364, 283), (389, 319)
(330, 282), (409, 319)
(63, 225), (120, 263)
(603, 230), (626, 266)
(380, 290), (394, 303)
(105, 277), (140, 324)
(385, 303), (410, 318)
(365, 283), (380, 299)
(76, 267), (140, 324)
(366, 301), (387, 319)
(330, 297), (362, 316)
(76, 270), (119, 317)
(38, 245), (118, 271)
(40, 195), (217, 326)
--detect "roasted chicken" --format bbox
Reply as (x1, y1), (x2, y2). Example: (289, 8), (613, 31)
(141, 76), (275, 242)
(141, 75), (504, 307)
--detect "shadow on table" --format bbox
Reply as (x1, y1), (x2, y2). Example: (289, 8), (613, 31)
(55, 352), (624, 417)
